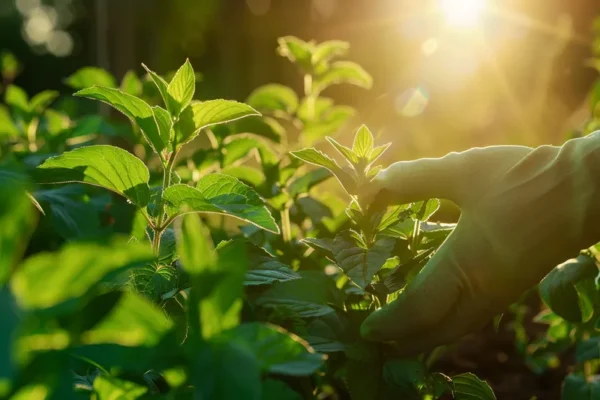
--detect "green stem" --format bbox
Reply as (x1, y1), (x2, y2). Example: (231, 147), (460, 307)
(303, 74), (315, 121)
(281, 208), (292, 243)
(152, 150), (179, 255)
(411, 220), (421, 254)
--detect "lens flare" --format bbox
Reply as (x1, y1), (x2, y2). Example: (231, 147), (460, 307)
(439, 0), (486, 28)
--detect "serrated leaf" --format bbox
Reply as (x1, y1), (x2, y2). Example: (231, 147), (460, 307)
(256, 271), (340, 318)
(327, 137), (359, 164)
(65, 67), (117, 89)
(152, 106), (172, 150)
(222, 136), (262, 167)
(75, 86), (166, 153)
(312, 40), (350, 66)
(120, 70), (143, 96)
(167, 59), (195, 116)
(246, 84), (298, 115)
(163, 174), (278, 233)
(11, 237), (154, 312)
(36, 145), (151, 208)
(453, 373), (496, 400)
(277, 36), (313, 70)
(369, 143), (391, 164)
(173, 100), (260, 147)
(290, 148), (340, 171)
(414, 198), (441, 222)
(331, 230), (395, 289)
(217, 323), (324, 375)
(314, 61), (372, 94)
(352, 125), (374, 158)
(539, 254), (599, 322)
(222, 165), (265, 188)
(142, 63), (178, 115)
(242, 241), (299, 286)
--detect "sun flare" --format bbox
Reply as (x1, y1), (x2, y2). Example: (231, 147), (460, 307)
(439, 0), (486, 28)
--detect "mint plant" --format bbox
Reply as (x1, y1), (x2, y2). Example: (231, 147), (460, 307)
(286, 124), (497, 399)
(35, 60), (279, 258)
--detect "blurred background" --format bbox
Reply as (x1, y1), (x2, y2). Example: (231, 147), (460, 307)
(1, 0), (600, 159)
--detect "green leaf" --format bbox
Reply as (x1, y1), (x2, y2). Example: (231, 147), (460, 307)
(0, 176), (34, 284)
(222, 165), (265, 188)
(28, 90), (59, 113)
(173, 100), (260, 147)
(225, 116), (284, 144)
(242, 241), (300, 286)
(83, 292), (173, 347)
(75, 87), (166, 153)
(192, 341), (261, 400)
(222, 136), (263, 167)
(414, 199), (441, 222)
(167, 59), (196, 116)
(142, 63), (177, 114)
(312, 40), (349, 66)
(5, 85), (28, 111)
(65, 67), (117, 89)
(152, 106), (172, 150)
(163, 174), (278, 233)
(302, 106), (356, 146)
(290, 148), (340, 171)
(200, 239), (248, 339)
(562, 374), (600, 400)
(261, 379), (301, 400)
(176, 212), (216, 277)
(352, 125), (374, 158)
(256, 271), (340, 318)
(277, 36), (313, 70)
(246, 84), (298, 115)
(539, 254), (599, 322)
(331, 230), (395, 289)
(326, 137), (359, 164)
(75, 86), (167, 154)
(288, 168), (332, 197)
(36, 145), (151, 208)
(93, 375), (147, 400)
(218, 323), (324, 375)
(120, 70), (143, 96)
(383, 359), (427, 398)
(11, 237), (154, 312)
(453, 373), (496, 400)
(0, 105), (19, 138)
(314, 61), (372, 94)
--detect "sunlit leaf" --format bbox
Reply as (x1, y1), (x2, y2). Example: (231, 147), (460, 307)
(75, 86), (166, 153)
(120, 70), (143, 96)
(93, 375), (147, 400)
(352, 125), (374, 158)
(327, 137), (358, 164)
(36, 145), (151, 208)
(312, 40), (349, 66)
(164, 174), (278, 233)
(173, 100), (260, 147)
(277, 36), (313, 70)
(246, 84), (298, 115)
(28, 90), (59, 113)
(314, 61), (372, 94)
(288, 168), (332, 197)
(65, 67), (117, 90)
(453, 373), (496, 400)
(167, 59), (195, 116)
(5, 85), (28, 112)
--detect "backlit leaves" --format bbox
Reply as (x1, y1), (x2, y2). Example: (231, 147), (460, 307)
(36, 145), (151, 208)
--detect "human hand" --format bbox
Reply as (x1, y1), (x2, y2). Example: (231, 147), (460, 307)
(360, 133), (600, 355)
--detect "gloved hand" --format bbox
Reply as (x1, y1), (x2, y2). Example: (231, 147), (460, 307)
(360, 131), (600, 355)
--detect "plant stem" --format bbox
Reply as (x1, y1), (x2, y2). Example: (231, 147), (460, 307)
(411, 220), (421, 254)
(303, 74), (315, 121)
(280, 208), (292, 243)
(152, 150), (178, 255)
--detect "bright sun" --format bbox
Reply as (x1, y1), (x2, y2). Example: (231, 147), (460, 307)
(439, 0), (486, 27)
